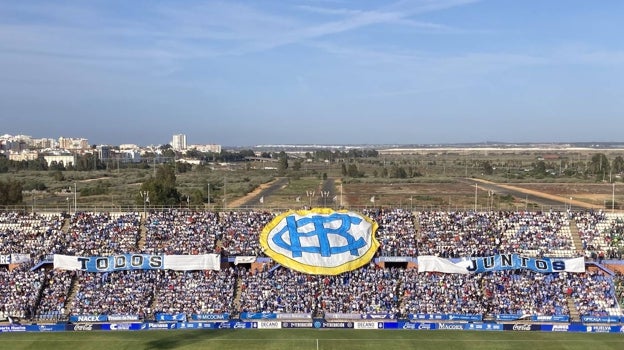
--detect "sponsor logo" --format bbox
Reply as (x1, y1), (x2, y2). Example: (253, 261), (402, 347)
(354, 322), (378, 330)
(148, 323), (171, 329)
(534, 316), (552, 321)
(108, 315), (138, 321)
(552, 325), (569, 332)
(194, 314), (228, 320)
(512, 324), (532, 331)
(260, 209), (379, 275)
(38, 325), (55, 332)
(219, 322), (231, 329)
(258, 321), (282, 329)
(323, 322), (350, 328)
(418, 323), (433, 330)
(76, 315), (102, 322)
(619, 326), (624, 333)
(402, 323), (417, 330)
(285, 322), (313, 328)
(233, 322), (247, 329)
(73, 324), (93, 331)
(438, 323), (464, 330)
(583, 317), (605, 323)
(109, 323), (132, 331)
(0, 326), (27, 332)
(590, 326), (611, 333)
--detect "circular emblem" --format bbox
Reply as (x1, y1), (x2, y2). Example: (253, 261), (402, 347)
(260, 208), (379, 275)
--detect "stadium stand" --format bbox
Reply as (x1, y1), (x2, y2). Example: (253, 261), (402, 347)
(1, 209), (624, 324)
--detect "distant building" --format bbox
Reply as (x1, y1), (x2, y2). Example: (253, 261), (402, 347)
(31, 138), (57, 149)
(58, 137), (89, 151)
(97, 145), (112, 160)
(43, 154), (76, 168)
(8, 151), (39, 162)
(119, 149), (142, 163)
(189, 144), (221, 153)
(119, 144), (140, 150)
(172, 134), (187, 151)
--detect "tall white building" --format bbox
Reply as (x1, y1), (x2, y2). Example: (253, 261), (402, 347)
(171, 134), (187, 151)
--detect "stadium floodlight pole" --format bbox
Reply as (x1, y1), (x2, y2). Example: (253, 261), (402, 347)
(74, 182), (77, 213)
(613, 182), (616, 212)
(320, 191), (330, 207)
(340, 183), (343, 208)
(474, 183), (477, 211)
(140, 191), (149, 217)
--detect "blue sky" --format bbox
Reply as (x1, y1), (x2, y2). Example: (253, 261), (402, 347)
(1, 0), (624, 146)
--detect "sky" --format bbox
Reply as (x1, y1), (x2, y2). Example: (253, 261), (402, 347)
(1, 0), (624, 147)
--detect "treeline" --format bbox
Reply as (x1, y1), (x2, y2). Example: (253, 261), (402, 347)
(0, 179), (23, 205)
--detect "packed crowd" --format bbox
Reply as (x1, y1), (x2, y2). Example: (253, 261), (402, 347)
(401, 269), (486, 315)
(0, 268), (45, 320)
(317, 264), (401, 316)
(0, 212), (65, 264)
(238, 265), (318, 314)
(36, 270), (74, 320)
(575, 211), (624, 260)
(418, 211), (577, 258)
(218, 211), (275, 256)
(569, 269), (620, 317)
(364, 208), (418, 257)
(616, 272), (624, 309)
(482, 270), (569, 316)
(63, 212), (141, 256)
(153, 268), (237, 315)
(70, 270), (156, 318)
(143, 210), (220, 255)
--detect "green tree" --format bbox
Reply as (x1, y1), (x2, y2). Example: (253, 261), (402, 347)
(0, 179), (23, 205)
(138, 165), (181, 205)
(533, 161), (546, 176)
(277, 151), (288, 173)
(589, 153), (610, 179)
(292, 159), (302, 171)
(482, 161), (494, 175)
(612, 156), (624, 174)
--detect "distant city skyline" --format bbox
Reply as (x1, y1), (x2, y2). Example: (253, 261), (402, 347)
(2, 1), (624, 146)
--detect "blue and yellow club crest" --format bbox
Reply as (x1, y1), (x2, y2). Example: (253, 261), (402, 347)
(260, 208), (379, 275)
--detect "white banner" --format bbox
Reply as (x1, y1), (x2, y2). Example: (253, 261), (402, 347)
(163, 254), (220, 271)
(53, 254), (83, 270)
(418, 256), (472, 274)
(53, 254), (220, 271)
(418, 255), (585, 274)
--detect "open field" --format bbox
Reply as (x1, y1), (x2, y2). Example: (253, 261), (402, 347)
(3, 147), (623, 211)
(1, 329), (624, 350)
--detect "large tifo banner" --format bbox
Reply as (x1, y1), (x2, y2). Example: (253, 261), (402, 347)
(418, 254), (585, 274)
(260, 208), (379, 275)
(53, 254), (220, 272)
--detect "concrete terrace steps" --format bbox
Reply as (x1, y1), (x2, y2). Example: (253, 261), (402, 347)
(232, 275), (244, 317)
(137, 213), (147, 249)
(567, 296), (581, 322)
(63, 273), (80, 319)
(569, 220), (584, 254)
